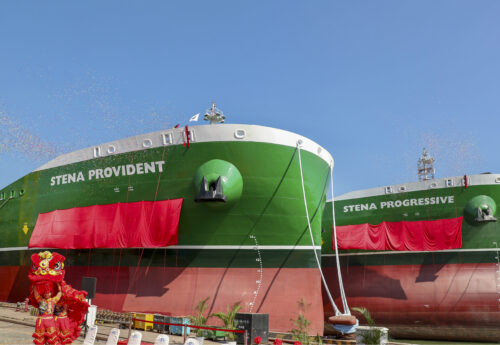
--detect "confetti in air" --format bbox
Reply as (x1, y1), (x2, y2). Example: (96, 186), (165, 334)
(0, 69), (180, 168)
(420, 132), (481, 178)
(398, 129), (483, 183)
(0, 112), (64, 162)
(45, 71), (176, 151)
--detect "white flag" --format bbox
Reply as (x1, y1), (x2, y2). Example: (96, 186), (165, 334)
(189, 113), (200, 122)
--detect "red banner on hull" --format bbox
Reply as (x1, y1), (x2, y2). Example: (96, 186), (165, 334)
(335, 217), (462, 251)
(29, 199), (183, 249)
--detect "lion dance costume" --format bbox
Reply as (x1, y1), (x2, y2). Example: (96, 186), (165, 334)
(29, 251), (89, 344)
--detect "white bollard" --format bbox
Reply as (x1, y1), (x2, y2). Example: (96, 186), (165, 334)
(87, 304), (97, 327)
(105, 328), (121, 345)
(184, 338), (200, 345)
(128, 331), (143, 345)
(83, 325), (98, 345)
(154, 334), (170, 345)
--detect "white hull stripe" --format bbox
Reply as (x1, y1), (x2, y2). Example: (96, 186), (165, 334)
(333, 173), (500, 200)
(0, 246), (29, 252)
(171, 245), (321, 250)
(322, 247), (500, 257)
(36, 124), (333, 171)
(0, 245), (321, 252)
(5, 246), (496, 253)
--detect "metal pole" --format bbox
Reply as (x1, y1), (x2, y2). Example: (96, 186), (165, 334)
(183, 322), (187, 343)
(244, 330), (248, 345)
(128, 316), (133, 340)
(83, 306), (88, 337)
(83, 298), (91, 338)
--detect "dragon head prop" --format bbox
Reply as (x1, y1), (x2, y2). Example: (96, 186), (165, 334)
(28, 250), (89, 342)
(29, 251), (66, 297)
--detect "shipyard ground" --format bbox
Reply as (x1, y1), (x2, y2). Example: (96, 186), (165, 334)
(0, 304), (217, 345)
(3, 304), (495, 345)
(0, 302), (359, 345)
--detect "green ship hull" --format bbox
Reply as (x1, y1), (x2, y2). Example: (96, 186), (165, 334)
(0, 124), (331, 334)
(322, 175), (500, 342)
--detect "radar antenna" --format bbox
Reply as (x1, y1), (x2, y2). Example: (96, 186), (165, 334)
(418, 148), (435, 181)
(204, 102), (226, 124)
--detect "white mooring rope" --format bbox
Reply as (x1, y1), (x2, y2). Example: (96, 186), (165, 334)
(329, 159), (350, 315)
(296, 142), (350, 316)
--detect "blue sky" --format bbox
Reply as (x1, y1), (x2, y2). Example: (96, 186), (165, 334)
(0, 1), (499, 195)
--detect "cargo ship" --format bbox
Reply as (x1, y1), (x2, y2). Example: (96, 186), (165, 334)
(321, 150), (500, 342)
(0, 104), (332, 334)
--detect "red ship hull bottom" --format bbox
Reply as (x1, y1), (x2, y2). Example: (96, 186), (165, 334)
(2, 265), (324, 335)
(323, 262), (500, 342)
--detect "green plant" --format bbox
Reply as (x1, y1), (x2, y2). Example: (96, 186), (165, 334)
(212, 301), (242, 341)
(352, 307), (383, 345)
(188, 297), (212, 337)
(290, 313), (311, 345)
(314, 333), (323, 345)
(289, 298), (312, 345)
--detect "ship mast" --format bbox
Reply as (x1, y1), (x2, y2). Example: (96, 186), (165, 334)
(417, 148), (435, 181)
(203, 102), (226, 124)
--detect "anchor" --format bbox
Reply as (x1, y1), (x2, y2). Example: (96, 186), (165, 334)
(194, 176), (227, 203)
(475, 205), (497, 223)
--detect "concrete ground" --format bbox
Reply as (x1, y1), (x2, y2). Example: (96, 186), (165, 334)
(0, 303), (221, 345)
(0, 302), (368, 345)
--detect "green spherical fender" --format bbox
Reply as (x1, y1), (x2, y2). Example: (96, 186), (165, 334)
(193, 159), (243, 205)
(464, 195), (496, 220)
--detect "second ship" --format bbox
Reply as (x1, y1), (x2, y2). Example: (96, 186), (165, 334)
(322, 150), (500, 342)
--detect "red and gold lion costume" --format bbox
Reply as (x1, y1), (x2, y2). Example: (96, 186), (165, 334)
(29, 251), (89, 344)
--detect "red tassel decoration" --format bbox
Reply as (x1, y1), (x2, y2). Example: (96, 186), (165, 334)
(184, 125), (190, 148)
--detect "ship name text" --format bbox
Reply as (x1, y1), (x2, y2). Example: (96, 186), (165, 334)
(50, 160), (165, 186)
(343, 196), (455, 213)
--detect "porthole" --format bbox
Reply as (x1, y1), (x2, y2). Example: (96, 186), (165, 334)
(19, 190), (25, 196)
(234, 129), (246, 139)
(107, 145), (116, 154)
(385, 186), (393, 194)
(162, 133), (173, 145)
(142, 139), (153, 148)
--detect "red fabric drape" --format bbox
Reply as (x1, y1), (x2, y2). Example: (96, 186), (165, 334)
(29, 199), (183, 249)
(335, 217), (462, 251)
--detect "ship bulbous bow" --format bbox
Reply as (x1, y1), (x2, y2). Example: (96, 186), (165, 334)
(465, 195), (497, 223)
(193, 159), (243, 205)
